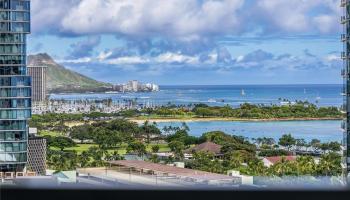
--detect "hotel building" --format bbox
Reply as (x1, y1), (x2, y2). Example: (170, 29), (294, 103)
(27, 65), (47, 103)
(0, 0), (31, 172)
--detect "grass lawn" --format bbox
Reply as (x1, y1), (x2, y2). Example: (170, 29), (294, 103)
(146, 143), (171, 152)
(50, 143), (170, 155)
(39, 130), (65, 137)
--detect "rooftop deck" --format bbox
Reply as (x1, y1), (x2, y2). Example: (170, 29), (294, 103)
(108, 160), (240, 182)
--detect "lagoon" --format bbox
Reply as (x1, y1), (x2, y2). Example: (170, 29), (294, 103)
(156, 120), (343, 142)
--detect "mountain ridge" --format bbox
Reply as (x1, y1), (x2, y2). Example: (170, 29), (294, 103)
(27, 53), (112, 93)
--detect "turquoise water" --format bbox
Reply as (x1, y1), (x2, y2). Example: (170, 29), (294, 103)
(156, 120), (343, 142)
(50, 85), (344, 142)
(50, 84), (342, 107)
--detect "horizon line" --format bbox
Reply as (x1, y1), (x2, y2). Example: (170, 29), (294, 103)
(148, 83), (342, 86)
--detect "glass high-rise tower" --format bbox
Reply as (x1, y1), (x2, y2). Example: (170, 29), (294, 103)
(0, 0), (31, 172)
(341, 0), (350, 178)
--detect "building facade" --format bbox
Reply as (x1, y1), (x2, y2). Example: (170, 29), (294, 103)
(0, 0), (31, 172)
(342, 0), (350, 178)
(27, 136), (46, 175)
(27, 65), (47, 103)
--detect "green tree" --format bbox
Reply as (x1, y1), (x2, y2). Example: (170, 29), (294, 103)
(320, 143), (329, 154)
(151, 145), (160, 153)
(70, 124), (93, 143)
(149, 154), (160, 163)
(79, 151), (91, 168)
(140, 121), (161, 143)
(310, 139), (321, 151)
(295, 156), (316, 175)
(295, 139), (307, 151)
(49, 136), (76, 151)
(328, 142), (341, 152)
(105, 151), (124, 161)
(195, 107), (213, 117)
(317, 152), (342, 176)
(127, 140), (147, 158)
(168, 140), (185, 160)
(190, 152), (223, 173)
(245, 159), (268, 176)
(88, 146), (105, 167)
(278, 134), (296, 151)
(269, 157), (297, 176)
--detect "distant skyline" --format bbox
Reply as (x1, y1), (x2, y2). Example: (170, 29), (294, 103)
(28, 0), (342, 85)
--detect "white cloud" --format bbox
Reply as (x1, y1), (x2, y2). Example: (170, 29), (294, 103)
(313, 15), (339, 34)
(31, 0), (340, 38)
(255, 0), (341, 34)
(325, 54), (341, 62)
(155, 52), (199, 64)
(105, 56), (150, 65)
(59, 0), (244, 38)
(58, 57), (92, 63)
(236, 55), (244, 62)
(97, 51), (113, 61)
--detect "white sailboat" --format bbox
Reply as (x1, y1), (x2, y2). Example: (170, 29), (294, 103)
(241, 89), (246, 96)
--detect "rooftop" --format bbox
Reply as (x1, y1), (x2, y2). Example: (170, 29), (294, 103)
(185, 142), (222, 155)
(264, 156), (297, 164)
(108, 160), (238, 182)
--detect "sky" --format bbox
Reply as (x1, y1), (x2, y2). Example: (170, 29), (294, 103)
(28, 0), (343, 85)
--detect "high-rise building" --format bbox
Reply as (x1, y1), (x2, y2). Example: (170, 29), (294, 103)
(27, 65), (47, 103)
(341, 0), (350, 178)
(127, 80), (139, 92)
(0, 0), (31, 172)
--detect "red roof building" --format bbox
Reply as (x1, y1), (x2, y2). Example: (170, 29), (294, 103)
(262, 156), (297, 167)
(185, 142), (222, 155)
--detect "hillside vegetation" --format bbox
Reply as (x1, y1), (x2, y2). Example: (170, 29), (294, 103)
(28, 53), (112, 93)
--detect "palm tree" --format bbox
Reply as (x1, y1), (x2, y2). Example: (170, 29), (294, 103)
(269, 157), (297, 177)
(296, 156), (316, 175)
(79, 151), (91, 168)
(317, 153), (342, 176)
(246, 159), (268, 176)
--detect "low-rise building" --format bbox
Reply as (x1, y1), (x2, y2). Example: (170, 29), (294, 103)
(184, 142), (223, 159)
(262, 156), (297, 167)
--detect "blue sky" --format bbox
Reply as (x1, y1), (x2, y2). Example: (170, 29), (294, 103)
(28, 0), (342, 85)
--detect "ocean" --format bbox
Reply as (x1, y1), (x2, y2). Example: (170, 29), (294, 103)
(49, 84), (344, 142)
(50, 84), (343, 107)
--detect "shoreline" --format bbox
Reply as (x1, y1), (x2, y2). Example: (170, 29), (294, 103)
(63, 117), (342, 127)
(129, 117), (342, 123)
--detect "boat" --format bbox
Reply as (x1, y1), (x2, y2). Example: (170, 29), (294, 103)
(241, 89), (246, 96)
(105, 91), (118, 94)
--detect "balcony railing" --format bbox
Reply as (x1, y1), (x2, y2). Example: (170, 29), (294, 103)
(341, 87), (347, 96)
(342, 69), (346, 77)
(341, 34), (348, 42)
(341, 0), (349, 7)
(340, 106), (347, 114)
(341, 51), (348, 59)
(341, 16), (349, 24)
(342, 120), (346, 130)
